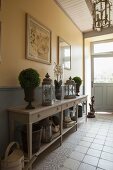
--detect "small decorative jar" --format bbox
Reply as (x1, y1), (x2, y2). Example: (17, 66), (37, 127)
(64, 77), (76, 99)
(42, 73), (53, 106)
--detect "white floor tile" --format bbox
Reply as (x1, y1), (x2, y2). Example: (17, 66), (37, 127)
(107, 134), (113, 138)
(98, 159), (113, 170)
(103, 146), (113, 154)
(83, 155), (99, 166)
(70, 151), (85, 161)
(88, 130), (98, 134)
(78, 163), (96, 170)
(63, 158), (80, 170)
(90, 143), (103, 151)
(95, 135), (106, 140)
(106, 137), (113, 142)
(79, 141), (91, 148)
(82, 137), (94, 142)
(108, 130), (113, 135)
(86, 133), (96, 138)
(97, 132), (107, 136)
(93, 139), (105, 145)
(101, 151), (113, 162)
(87, 148), (101, 157)
(75, 145), (88, 154)
(105, 141), (113, 147)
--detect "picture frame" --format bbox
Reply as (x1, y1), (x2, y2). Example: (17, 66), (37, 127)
(0, 22), (1, 63)
(58, 36), (71, 70)
(26, 14), (51, 64)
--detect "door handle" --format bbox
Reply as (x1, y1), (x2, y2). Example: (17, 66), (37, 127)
(91, 81), (93, 88)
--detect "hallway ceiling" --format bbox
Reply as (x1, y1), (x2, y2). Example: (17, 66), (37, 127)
(55, 0), (113, 33)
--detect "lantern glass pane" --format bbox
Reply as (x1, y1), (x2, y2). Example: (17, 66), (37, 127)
(69, 85), (73, 95)
(43, 85), (52, 101)
(65, 86), (68, 95)
(73, 85), (75, 95)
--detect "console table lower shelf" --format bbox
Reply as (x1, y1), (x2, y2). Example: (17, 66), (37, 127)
(8, 95), (87, 169)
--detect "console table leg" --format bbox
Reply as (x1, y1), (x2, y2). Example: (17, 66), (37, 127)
(86, 100), (87, 122)
(60, 110), (63, 146)
(76, 105), (78, 130)
(8, 113), (14, 141)
(27, 123), (32, 170)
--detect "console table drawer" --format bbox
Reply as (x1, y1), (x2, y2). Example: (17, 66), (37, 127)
(30, 106), (62, 122)
(62, 102), (74, 110)
(75, 98), (87, 104)
(73, 100), (79, 105)
(80, 98), (87, 103)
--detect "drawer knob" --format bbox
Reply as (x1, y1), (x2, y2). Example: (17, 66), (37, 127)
(37, 114), (40, 118)
(57, 107), (59, 110)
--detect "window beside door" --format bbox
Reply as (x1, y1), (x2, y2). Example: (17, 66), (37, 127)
(92, 40), (113, 83)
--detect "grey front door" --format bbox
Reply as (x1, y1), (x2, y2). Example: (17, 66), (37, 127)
(91, 56), (113, 112)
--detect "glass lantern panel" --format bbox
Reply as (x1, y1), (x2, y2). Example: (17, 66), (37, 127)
(73, 86), (76, 95)
(69, 85), (73, 95)
(65, 86), (69, 96)
(43, 85), (52, 101)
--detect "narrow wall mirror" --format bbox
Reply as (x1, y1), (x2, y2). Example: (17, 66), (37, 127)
(58, 36), (71, 70)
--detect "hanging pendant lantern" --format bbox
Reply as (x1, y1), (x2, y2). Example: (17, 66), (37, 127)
(64, 77), (76, 99)
(92, 0), (112, 31)
(42, 73), (53, 106)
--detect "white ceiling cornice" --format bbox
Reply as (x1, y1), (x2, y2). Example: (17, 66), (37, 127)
(83, 26), (113, 38)
(85, 0), (93, 15)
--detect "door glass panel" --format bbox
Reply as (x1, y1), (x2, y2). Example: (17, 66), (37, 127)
(94, 57), (113, 83)
(94, 42), (113, 54)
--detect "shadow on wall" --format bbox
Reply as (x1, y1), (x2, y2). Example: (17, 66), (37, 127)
(0, 87), (42, 157)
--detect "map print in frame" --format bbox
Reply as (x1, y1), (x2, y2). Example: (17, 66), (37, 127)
(26, 14), (51, 64)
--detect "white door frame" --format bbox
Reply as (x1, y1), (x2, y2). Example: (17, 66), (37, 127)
(91, 40), (113, 112)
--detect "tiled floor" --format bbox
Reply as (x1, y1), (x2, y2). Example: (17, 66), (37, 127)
(33, 113), (113, 170)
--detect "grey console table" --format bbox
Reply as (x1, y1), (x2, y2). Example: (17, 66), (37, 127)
(8, 95), (87, 169)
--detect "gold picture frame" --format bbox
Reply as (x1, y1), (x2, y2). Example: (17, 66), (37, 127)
(26, 14), (51, 64)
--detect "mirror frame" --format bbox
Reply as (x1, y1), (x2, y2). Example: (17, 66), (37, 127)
(58, 36), (71, 70)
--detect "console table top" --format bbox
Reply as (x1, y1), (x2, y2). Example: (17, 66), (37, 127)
(8, 95), (87, 115)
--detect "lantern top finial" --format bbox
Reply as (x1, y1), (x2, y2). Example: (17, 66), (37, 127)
(42, 73), (52, 85)
(69, 76), (72, 80)
(65, 77), (76, 85)
(45, 73), (50, 79)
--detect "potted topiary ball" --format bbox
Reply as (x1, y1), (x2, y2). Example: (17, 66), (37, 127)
(73, 76), (82, 96)
(18, 68), (40, 109)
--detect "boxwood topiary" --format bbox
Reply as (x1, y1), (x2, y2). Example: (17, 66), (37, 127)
(73, 76), (82, 86)
(18, 68), (40, 89)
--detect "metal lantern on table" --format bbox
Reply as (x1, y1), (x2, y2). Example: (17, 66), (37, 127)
(64, 76), (76, 99)
(42, 73), (53, 106)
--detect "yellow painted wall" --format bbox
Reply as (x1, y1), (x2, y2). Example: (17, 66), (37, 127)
(0, 0), (83, 87)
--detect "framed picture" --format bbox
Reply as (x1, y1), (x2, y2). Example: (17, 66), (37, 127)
(0, 22), (1, 63)
(26, 14), (51, 64)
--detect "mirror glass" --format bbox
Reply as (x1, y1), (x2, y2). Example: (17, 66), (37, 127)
(58, 37), (71, 70)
